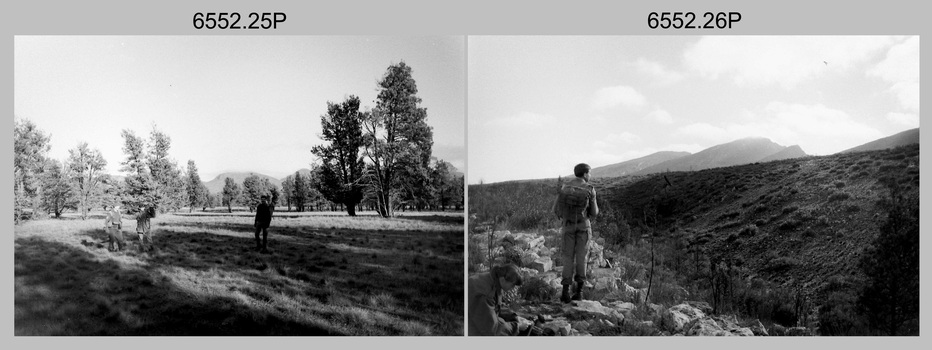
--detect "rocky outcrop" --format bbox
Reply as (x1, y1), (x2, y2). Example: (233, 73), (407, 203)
(661, 303), (706, 333)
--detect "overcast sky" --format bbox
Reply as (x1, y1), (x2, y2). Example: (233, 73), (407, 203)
(468, 36), (919, 184)
(15, 36), (465, 181)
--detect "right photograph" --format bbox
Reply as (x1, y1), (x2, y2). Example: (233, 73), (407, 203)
(466, 36), (919, 336)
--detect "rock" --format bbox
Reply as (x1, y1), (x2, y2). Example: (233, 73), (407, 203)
(786, 327), (811, 336)
(771, 324), (786, 336)
(527, 256), (553, 274)
(685, 317), (731, 336)
(571, 320), (591, 332)
(591, 276), (618, 292)
(538, 271), (562, 289)
(544, 319), (572, 336)
(684, 300), (713, 314)
(516, 316), (534, 330)
(564, 300), (619, 321)
(749, 319), (769, 336)
(661, 304), (706, 334)
(527, 235), (546, 251)
(608, 301), (637, 318)
(521, 252), (541, 266)
(730, 327), (755, 336)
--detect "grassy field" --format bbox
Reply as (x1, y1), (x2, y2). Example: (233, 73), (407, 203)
(14, 210), (464, 336)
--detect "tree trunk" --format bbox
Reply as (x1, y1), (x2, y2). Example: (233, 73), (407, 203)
(346, 203), (357, 216)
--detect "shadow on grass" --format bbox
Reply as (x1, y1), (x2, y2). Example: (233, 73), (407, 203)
(19, 218), (464, 335)
(14, 236), (339, 336)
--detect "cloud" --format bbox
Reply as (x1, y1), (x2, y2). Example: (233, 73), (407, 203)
(885, 112), (919, 127)
(593, 132), (640, 149)
(485, 111), (556, 128)
(646, 109), (674, 124)
(591, 85), (646, 111)
(684, 36), (894, 89)
(868, 36), (919, 111)
(633, 58), (684, 86)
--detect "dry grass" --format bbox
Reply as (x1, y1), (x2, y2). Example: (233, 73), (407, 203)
(14, 211), (464, 336)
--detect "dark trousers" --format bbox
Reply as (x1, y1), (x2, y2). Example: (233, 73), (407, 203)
(255, 226), (268, 249)
(561, 221), (590, 285)
(108, 225), (125, 251)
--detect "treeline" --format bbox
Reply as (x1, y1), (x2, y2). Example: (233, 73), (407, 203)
(13, 62), (464, 222)
(13, 119), (210, 221)
(308, 61), (463, 217)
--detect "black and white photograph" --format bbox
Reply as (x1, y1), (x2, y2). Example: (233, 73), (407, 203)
(13, 36), (465, 336)
(467, 36), (919, 336)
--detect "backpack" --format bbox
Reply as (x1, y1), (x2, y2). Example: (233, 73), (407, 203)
(558, 184), (591, 221)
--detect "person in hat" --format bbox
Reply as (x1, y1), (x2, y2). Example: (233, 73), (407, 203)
(254, 195), (274, 252)
(468, 264), (525, 336)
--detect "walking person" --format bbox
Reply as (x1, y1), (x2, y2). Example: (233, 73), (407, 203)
(553, 163), (599, 303)
(254, 195), (273, 253)
(104, 204), (126, 252)
(135, 206), (156, 252)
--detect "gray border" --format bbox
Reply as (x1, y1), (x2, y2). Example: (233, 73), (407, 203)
(4, 0), (928, 347)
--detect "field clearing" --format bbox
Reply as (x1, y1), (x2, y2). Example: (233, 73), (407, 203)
(14, 210), (464, 336)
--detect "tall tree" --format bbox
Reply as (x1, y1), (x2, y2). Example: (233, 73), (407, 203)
(362, 62), (434, 217)
(147, 126), (186, 212)
(858, 178), (919, 335)
(40, 159), (77, 218)
(241, 174), (273, 212)
(281, 175), (294, 211)
(292, 171), (308, 212)
(66, 142), (108, 220)
(221, 177), (240, 213)
(120, 130), (157, 210)
(185, 160), (208, 212)
(14, 118), (51, 223)
(430, 159), (456, 210)
(312, 95), (366, 216)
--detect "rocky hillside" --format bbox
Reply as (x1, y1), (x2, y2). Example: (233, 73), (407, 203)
(469, 143), (919, 336)
(840, 127), (919, 154)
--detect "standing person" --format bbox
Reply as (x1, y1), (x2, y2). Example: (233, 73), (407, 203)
(553, 163), (599, 303)
(254, 195), (273, 253)
(104, 204), (125, 252)
(468, 264), (524, 336)
(135, 206), (156, 252)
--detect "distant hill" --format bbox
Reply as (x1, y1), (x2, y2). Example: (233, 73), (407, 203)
(205, 172), (282, 194)
(590, 151), (690, 178)
(279, 168), (313, 182)
(634, 137), (798, 175)
(758, 145), (807, 163)
(840, 128), (919, 154)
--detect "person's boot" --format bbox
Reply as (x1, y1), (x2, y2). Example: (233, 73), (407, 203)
(572, 281), (584, 301)
(560, 284), (572, 303)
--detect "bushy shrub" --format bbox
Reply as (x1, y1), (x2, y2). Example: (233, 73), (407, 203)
(518, 276), (555, 303)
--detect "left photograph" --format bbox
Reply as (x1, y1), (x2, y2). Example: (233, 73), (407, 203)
(13, 36), (466, 336)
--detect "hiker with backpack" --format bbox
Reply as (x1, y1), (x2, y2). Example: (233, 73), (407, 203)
(468, 264), (524, 336)
(553, 163), (599, 303)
